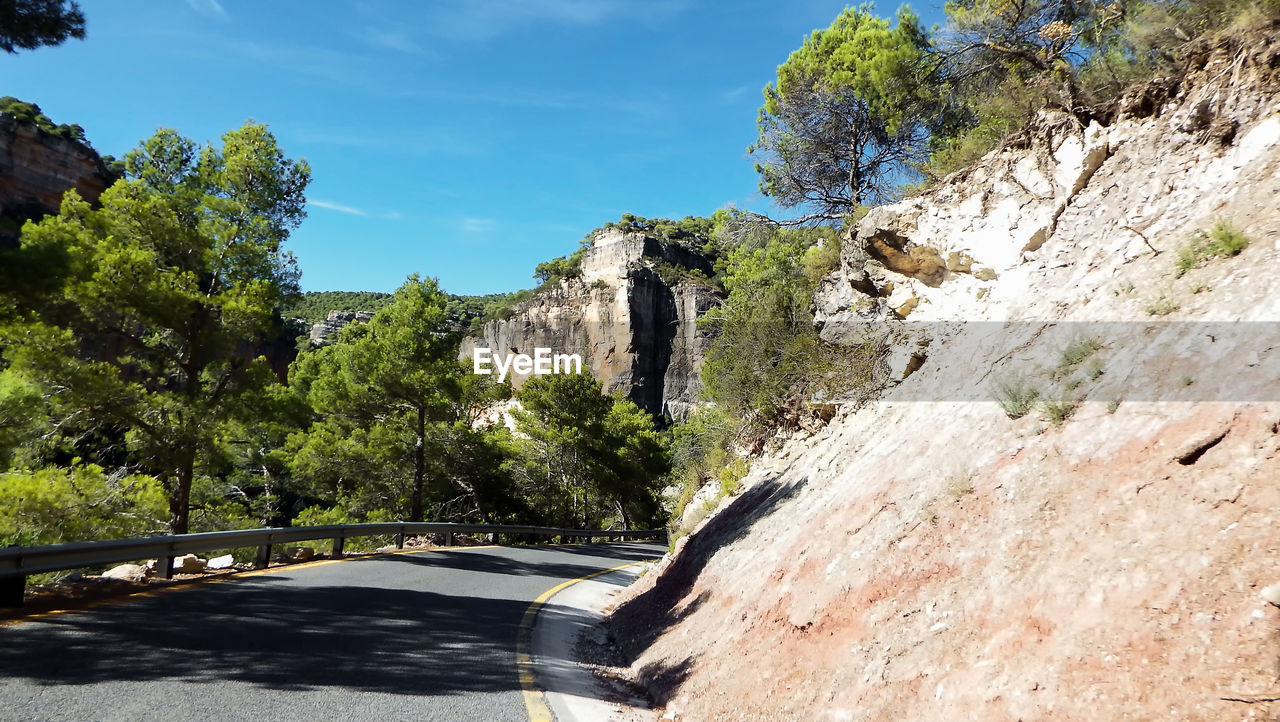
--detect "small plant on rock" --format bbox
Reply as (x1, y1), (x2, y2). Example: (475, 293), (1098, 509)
(1051, 337), (1102, 380)
(993, 376), (1040, 419)
(1041, 396), (1080, 426)
(1144, 295), (1180, 316)
(1175, 220), (1250, 277)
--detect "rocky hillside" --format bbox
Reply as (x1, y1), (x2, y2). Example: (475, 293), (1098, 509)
(461, 228), (720, 420)
(611, 27), (1280, 720)
(0, 112), (114, 246)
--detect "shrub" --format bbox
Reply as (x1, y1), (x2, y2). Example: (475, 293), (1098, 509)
(1051, 337), (1103, 380)
(1176, 220), (1250, 277)
(1041, 396), (1079, 426)
(1144, 295), (1180, 316)
(992, 376), (1040, 419)
(0, 466), (167, 547)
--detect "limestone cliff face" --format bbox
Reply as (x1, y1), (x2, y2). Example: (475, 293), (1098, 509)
(309, 310), (375, 346)
(460, 228), (720, 419)
(613, 28), (1280, 721)
(0, 113), (113, 245)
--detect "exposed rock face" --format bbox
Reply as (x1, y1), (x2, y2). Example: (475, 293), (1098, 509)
(309, 310), (374, 346)
(0, 113), (114, 245)
(612, 28), (1280, 720)
(461, 228), (720, 420)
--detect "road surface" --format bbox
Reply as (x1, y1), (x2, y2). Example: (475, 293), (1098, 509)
(0, 542), (663, 721)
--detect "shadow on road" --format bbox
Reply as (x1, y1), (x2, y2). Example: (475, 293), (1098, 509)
(372, 542), (663, 580)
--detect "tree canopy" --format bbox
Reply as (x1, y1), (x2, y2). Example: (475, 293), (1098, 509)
(2, 121), (310, 534)
(750, 6), (936, 220)
(0, 0), (84, 54)
(511, 372), (668, 530)
(287, 276), (474, 522)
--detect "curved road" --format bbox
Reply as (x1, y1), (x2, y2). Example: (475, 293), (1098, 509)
(0, 542), (663, 721)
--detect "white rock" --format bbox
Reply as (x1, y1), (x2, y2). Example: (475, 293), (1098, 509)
(206, 554), (235, 570)
(101, 564), (148, 582)
(172, 554), (206, 574)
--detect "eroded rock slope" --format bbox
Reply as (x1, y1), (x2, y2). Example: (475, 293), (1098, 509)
(613, 28), (1280, 721)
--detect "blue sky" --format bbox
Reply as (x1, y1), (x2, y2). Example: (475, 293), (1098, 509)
(1, 0), (944, 295)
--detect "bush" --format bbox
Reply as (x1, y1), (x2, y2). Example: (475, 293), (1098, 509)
(294, 499), (398, 552)
(1040, 396), (1080, 426)
(1051, 337), (1103, 380)
(992, 376), (1040, 419)
(0, 466), (167, 546)
(1176, 220), (1250, 277)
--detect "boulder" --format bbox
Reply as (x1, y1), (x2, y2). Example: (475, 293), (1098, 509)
(101, 564), (147, 582)
(172, 554), (206, 574)
(206, 554), (235, 570)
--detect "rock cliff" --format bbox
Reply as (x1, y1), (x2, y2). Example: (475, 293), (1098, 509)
(0, 113), (114, 246)
(308, 310), (375, 346)
(612, 26), (1280, 720)
(461, 228), (720, 420)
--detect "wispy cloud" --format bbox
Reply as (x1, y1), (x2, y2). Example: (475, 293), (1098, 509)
(185, 0), (227, 19)
(411, 0), (689, 42)
(721, 85), (754, 103)
(361, 27), (426, 55)
(310, 200), (367, 216)
(289, 124), (498, 158)
(461, 217), (498, 233)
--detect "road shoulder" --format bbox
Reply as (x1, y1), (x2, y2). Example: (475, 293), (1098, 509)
(527, 564), (656, 722)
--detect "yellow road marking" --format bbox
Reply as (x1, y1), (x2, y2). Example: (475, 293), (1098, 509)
(0, 544), (499, 628)
(517, 560), (647, 722)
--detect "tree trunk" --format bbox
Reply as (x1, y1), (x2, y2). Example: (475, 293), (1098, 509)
(410, 406), (426, 522)
(170, 457), (194, 535)
(618, 495), (632, 530)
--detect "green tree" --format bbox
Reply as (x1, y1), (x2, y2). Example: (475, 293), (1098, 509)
(751, 5), (936, 219)
(288, 276), (485, 522)
(3, 122), (310, 534)
(0, 0), (85, 54)
(511, 372), (668, 529)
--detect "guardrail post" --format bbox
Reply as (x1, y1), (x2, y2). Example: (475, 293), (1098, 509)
(155, 539), (175, 580)
(395, 532), (405, 549)
(444, 532), (454, 547)
(254, 543), (271, 569)
(332, 534), (345, 558)
(156, 554), (173, 580)
(1, 574), (24, 608)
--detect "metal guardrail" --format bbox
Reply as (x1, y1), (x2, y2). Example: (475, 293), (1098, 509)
(0, 522), (666, 604)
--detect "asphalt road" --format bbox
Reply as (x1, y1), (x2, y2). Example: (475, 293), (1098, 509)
(0, 542), (663, 722)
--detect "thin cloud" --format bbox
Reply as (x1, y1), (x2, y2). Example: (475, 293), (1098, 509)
(421, 0), (689, 41)
(310, 200), (367, 217)
(362, 28), (425, 55)
(461, 217), (498, 233)
(185, 0), (227, 19)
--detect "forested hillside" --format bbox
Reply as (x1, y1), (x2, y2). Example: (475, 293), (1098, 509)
(0, 122), (669, 547)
